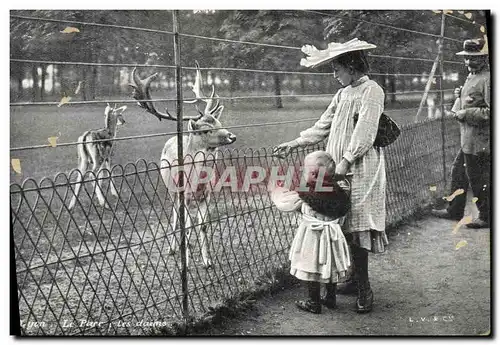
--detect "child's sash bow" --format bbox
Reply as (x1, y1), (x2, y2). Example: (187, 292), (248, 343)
(301, 214), (351, 272)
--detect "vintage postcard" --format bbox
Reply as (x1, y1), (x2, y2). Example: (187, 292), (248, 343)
(9, 9), (491, 336)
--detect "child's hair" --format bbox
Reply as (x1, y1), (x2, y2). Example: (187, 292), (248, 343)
(334, 50), (370, 74)
(304, 151), (336, 179)
(298, 151), (350, 219)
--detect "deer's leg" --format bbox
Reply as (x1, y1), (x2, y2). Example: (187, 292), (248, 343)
(196, 199), (212, 268)
(105, 159), (119, 197)
(162, 166), (179, 255)
(90, 153), (109, 209)
(167, 196), (195, 268)
(99, 160), (113, 209)
(69, 147), (87, 210)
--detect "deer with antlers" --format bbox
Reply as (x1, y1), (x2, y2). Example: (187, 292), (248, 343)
(68, 104), (127, 211)
(129, 62), (236, 268)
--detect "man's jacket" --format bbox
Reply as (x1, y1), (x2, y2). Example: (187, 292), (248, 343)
(451, 67), (490, 155)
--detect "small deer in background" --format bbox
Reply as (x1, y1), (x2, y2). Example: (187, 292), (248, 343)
(129, 62), (236, 268)
(68, 104), (127, 211)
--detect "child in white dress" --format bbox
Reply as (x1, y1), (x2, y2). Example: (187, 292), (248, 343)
(271, 151), (351, 314)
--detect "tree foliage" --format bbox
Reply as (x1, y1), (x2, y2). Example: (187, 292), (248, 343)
(10, 10), (488, 104)
(322, 10), (488, 73)
(216, 10), (325, 70)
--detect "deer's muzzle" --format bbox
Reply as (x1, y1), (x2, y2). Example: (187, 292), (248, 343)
(227, 133), (236, 144)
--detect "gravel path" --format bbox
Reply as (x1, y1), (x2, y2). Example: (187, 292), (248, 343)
(196, 211), (491, 336)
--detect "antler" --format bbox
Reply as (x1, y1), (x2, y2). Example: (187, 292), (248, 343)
(129, 68), (202, 122)
(184, 61), (223, 116)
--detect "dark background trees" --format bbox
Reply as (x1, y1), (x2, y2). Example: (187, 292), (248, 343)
(10, 10), (488, 107)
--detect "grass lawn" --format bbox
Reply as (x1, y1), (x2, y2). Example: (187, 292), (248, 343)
(10, 93), (453, 184)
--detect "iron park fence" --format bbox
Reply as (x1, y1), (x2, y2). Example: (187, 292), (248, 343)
(11, 118), (461, 335)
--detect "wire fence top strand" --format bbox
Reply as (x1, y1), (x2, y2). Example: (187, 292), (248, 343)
(11, 58), (446, 77)
(10, 88), (455, 108)
(10, 14), (175, 35)
(11, 59), (176, 70)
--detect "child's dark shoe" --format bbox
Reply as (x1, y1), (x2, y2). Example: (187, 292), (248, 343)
(320, 296), (337, 309)
(295, 299), (321, 314)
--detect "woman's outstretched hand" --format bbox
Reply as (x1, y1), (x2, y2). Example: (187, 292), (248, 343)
(272, 140), (299, 159)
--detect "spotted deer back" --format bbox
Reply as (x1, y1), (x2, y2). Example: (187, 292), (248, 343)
(83, 129), (114, 165)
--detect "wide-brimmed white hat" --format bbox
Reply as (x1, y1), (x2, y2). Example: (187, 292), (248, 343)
(300, 38), (377, 68)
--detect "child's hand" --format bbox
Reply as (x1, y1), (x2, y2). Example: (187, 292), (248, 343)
(271, 186), (289, 203)
(271, 187), (302, 212)
(335, 159), (351, 180)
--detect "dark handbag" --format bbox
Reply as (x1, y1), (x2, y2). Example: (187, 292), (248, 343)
(353, 112), (401, 147)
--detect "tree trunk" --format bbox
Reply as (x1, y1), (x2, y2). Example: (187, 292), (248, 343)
(40, 64), (46, 101)
(389, 63), (399, 104)
(435, 74), (443, 113)
(81, 66), (88, 101)
(273, 74), (283, 109)
(12, 63), (23, 100)
(51, 65), (56, 96)
(91, 64), (98, 100)
(57, 64), (64, 96)
(388, 74), (396, 104)
(115, 49), (124, 96)
(31, 64), (38, 102)
(114, 66), (121, 97)
(371, 74), (382, 87)
(372, 74), (387, 104)
(17, 73), (23, 99)
(229, 73), (235, 106)
(300, 75), (306, 94)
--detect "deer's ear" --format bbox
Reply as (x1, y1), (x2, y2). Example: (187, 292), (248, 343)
(188, 119), (198, 132)
(212, 105), (224, 120)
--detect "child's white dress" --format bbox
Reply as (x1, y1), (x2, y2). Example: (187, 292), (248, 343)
(272, 188), (351, 284)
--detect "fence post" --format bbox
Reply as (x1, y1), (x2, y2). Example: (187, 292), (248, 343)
(438, 12), (447, 187)
(172, 10), (189, 325)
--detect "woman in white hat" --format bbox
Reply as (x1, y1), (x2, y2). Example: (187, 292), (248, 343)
(273, 39), (388, 313)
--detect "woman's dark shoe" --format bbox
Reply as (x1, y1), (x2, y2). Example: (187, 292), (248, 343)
(465, 218), (490, 229)
(430, 209), (463, 221)
(336, 280), (357, 295)
(320, 296), (337, 309)
(295, 299), (321, 314)
(355, 284), (373, 313)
